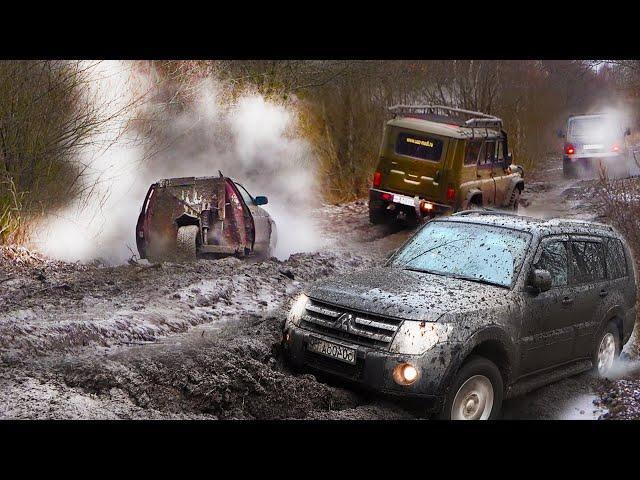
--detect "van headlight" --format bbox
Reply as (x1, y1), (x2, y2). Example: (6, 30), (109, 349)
(287, 293), (309, 326)
(389, 321), (451, 355)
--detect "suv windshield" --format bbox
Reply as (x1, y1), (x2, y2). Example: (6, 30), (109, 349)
(391, 221), (532, 287)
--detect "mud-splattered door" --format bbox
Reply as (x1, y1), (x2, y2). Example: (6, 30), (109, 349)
(520, 237), (577, 373)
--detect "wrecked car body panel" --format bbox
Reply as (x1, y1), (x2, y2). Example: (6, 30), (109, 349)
(136, 174), (275, 261)
(283, 212), (637, 416)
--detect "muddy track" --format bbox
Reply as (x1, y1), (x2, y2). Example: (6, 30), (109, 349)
(1, 157), (638, 419)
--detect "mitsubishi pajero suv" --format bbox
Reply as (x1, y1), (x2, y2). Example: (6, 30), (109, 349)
(283, 212), (636, 419)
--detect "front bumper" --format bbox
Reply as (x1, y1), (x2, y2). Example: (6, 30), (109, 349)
(283, 324), (449, 411)
(369, 188), (453, 220)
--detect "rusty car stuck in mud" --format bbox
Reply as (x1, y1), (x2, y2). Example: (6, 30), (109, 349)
(369, 105), (524, 226)
(136, 173), (276, 262)
(282, 211), (637, 419)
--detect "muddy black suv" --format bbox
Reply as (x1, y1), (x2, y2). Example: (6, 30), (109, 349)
(283, 212), (636, 419)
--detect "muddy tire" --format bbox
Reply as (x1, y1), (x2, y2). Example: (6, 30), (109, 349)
(175, 225), (199, 262)
(468, 199), (482, 210)
(369, 208), (387, 225)
(508, 187), (521, 212)
(593, 322), (621, 377)
(439, 355), (503, 420)
(563, 159), (578, 179)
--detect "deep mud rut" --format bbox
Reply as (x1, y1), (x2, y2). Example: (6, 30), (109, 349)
(1, 157), (638, 419)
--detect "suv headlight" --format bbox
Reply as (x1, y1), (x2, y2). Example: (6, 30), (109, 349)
(287, 293), (309, 326)
(389, 321), (452, 355)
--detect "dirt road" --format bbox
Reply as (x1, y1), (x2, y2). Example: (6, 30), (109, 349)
(0, 156), (637, 419)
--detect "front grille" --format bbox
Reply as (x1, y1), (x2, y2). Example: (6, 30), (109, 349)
(300, 299), (403, 349)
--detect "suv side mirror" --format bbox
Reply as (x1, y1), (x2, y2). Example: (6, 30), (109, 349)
(254, 195), (268, 206)
(506, 152), (513, 166)
(556, 129), (565, 139)
(625, 127), (631, 136)
(529, 269), (552, 293)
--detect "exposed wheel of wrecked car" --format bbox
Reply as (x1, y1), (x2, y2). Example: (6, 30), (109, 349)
(176, 225), (200, 261)
(594, 322), (620, 377)
(440, 356), (503, 420)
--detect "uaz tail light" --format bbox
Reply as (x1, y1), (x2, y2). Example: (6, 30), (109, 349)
(565, 143), (575, 155)
(446, 186), (456, 202)
(612, 144), (621, 153)
(373, 171), (381, 188)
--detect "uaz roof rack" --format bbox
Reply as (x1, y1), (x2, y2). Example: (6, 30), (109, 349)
(388, 105), (503, 130)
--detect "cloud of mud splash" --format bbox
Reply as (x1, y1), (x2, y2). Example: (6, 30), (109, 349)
(33, 62), (326, 263)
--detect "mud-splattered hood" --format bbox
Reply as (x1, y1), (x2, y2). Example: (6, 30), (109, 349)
(306, 266), (510, 322)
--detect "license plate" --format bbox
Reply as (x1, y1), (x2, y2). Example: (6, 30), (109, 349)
(584, 144), (603, 150)
(393, 194), (415, 206)
(307, 337), (357, 364)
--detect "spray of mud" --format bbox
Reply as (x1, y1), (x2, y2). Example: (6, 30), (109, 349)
(32, 62), (325, 264)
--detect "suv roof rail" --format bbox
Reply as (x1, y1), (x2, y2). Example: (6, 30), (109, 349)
(545, 218), (615, 232)
(388, 104), (503, 130)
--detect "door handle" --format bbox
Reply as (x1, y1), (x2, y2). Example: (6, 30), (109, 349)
(599, 289), (608, 298)
(561, 296), (574, 306)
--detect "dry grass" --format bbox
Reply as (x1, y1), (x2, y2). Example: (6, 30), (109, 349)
(0, 175), (27, 244)
(596, 169), (640, 351)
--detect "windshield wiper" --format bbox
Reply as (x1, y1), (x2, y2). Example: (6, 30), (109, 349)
(444, 273), (508, 288)
(402, 267), (508, 289)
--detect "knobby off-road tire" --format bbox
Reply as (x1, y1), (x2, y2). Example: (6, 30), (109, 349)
(369, 207), (387, 225)
(593, 322), (621, 377)
(508, 187), (521, 212)
(439, 355), (504, 420)
(175, 225), (199, 262)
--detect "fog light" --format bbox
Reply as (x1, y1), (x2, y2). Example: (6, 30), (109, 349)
(393, 363), (419, 386)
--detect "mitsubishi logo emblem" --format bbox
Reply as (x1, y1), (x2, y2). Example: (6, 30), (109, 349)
(335, 313), (354, 331)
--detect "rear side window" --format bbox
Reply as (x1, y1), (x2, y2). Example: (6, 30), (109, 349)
(606, 238), (628, 279)
(569, 241), (606, 284)
(464, 140), (482, 165)
(475, 140), (496, 167)
(396, 132), (443, 161)
(536, 240), (569, 287)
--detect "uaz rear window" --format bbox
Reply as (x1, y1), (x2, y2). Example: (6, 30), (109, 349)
(395, 132), (443, 161)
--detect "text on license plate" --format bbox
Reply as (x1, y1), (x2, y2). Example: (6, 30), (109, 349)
(584, 144), (603, 150)
(393, 194), (415, 206)
(307, 337), (357, 364)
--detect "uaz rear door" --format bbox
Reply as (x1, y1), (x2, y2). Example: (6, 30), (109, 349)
(382, 127), (449, 199)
